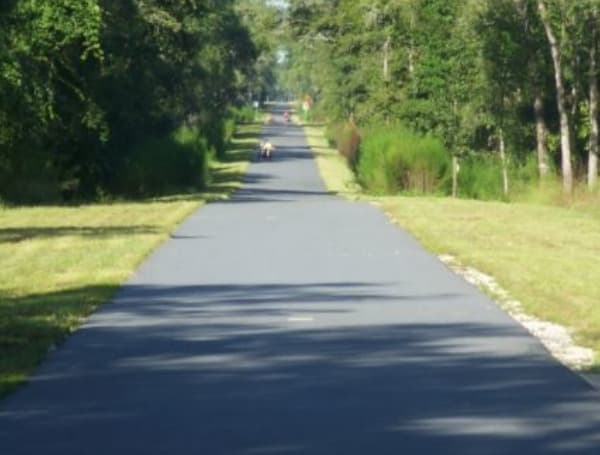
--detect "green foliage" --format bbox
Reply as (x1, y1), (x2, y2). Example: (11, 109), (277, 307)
(457, 153), (540, 200)
(0, 0), (257, 203)
(112, 127), (209, 198)
(328, 121), (361, 168)
(284, 0), (600, 196)
(357, 125), (450, 194)
(324, 122), (340, 148)
(456, 155), (506, 200)
(224, 118), (237, 149)
(510, 154), (542, 193)
(235, 0), (283, 101)
(229, 105), (257, 124)
(0, 151), (62, 205)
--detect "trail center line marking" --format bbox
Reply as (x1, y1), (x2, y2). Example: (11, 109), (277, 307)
(287, 316), (315, 322)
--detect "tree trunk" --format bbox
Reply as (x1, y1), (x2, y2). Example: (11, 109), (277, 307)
(383, 36), (391, 81)
(538, 0), (573, 194)
(408, 10), (415, 77)
(533, 83), (549, 177)
(452, 156), (458, 198)
(408, 41), (415, 76)
(499, 128), (509, 196)
(589, 22), (599, 189)
(515, 0), (549, 179)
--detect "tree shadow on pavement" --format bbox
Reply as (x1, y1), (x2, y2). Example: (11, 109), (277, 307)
(222, 187), (333, 204)
(1, 281), (600, 454)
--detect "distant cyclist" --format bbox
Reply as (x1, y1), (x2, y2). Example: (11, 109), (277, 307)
(261, 139), (274, 160)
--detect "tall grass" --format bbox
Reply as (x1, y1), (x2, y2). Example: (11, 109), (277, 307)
(321, 118), (600, 207)
(357, 125), (450, 194)
(456, 155), (504, 200)
(457, 154), (539, 201)
(335, 122), (361, 168)
(224, 118), (237, 148)
(514, 176), (600, 210)
(324, 122), (339, 148)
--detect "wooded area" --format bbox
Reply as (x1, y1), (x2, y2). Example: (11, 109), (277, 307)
(282, 0), (600, 199)
(0, 0), (279, 203)
(3, 0), (600, 203)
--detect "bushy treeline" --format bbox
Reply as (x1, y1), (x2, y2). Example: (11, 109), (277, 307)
(327, 122), (449, 195)
(284, 0), (600, 199)
(356, 126), (449, 195)
(327, 121), (539, 200)
(0, 0), (268, 203)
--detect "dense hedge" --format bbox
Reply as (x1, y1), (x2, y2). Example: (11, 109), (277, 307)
(111, 127), (210, 198)
(356, 126), (450, 194)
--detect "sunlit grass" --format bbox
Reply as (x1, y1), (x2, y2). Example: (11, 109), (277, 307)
(380, 197), (600, 364)
(302, 124), (360, 197)
(303, 122), (600, 369)
(515, 177), (600, 211)
(0, 122), (259, 398)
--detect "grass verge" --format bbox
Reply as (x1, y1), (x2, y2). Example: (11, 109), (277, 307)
(302, 123), (360, 197)
(303, 122), (600, 369)
(0, 122), (259, 398)
(380, 197), (600, 366)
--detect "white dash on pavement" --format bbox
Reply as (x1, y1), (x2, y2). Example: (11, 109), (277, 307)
(287, 316), (314, 322)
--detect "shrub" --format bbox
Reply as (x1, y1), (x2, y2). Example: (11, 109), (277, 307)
(456, 155), (505, 200)
(336, 121), (361, 168)
(0, 149), (62, 204)
(508, 153), (540, 194)
(324, 122), (340, 148)
(357, 125), (450, 194)
(229, 105), (256, 124)
(456, 153), (539, 201)
(204, 118), (227, 160)
(224, 117), (237, 148)
(113, 126), (209, 197)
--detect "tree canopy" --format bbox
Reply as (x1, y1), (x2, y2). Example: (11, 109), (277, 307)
(0, 0), (269, 202)
(3, 0), (600, 202)
(281, 0), (600, 193)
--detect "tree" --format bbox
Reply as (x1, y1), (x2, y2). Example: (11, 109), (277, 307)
(537, 0), (574, 193)
(588, 4), (599, 189)
(0, 0), (259, 201)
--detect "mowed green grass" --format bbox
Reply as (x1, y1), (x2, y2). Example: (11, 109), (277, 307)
(304, 123), (600, 368)
(0, 123), (259, 397)
(303, 124), (359, 196)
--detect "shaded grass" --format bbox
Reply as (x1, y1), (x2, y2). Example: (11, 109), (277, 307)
(303, 122), (600, 369)
(0, 122), (260, 398)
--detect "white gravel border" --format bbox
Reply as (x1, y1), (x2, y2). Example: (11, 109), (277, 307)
(437, 254), (595, 374)
(377, 202), (599, 388)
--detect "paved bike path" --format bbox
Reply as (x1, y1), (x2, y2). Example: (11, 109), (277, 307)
(2, 110), (600, 454)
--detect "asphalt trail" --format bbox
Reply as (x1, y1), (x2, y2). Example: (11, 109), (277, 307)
(2, 105), (600, 454)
